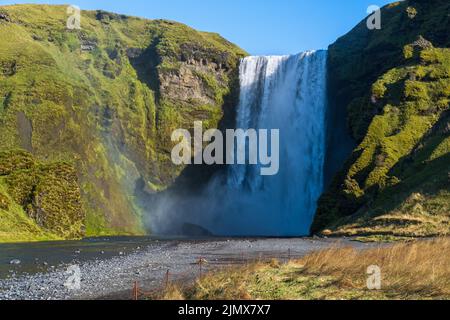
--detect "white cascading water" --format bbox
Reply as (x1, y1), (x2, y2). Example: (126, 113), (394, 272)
(219, 50), (328, 236)
(149, 51), (328, 236)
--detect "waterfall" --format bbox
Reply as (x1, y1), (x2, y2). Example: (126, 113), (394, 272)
(148, 50), (328, 237)
(221, 50), (328, 236)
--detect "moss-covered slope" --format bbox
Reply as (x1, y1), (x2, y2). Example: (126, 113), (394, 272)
(0, 150), (83, 242)
(314, 0), (450, 237)
(0, 4), (246, 241)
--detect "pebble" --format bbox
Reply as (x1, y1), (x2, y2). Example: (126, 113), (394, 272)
(9, 259), (21, 265)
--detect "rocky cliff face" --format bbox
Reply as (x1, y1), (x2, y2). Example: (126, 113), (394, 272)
(0, 5), (246, 242)
(314, 0), (450, 238)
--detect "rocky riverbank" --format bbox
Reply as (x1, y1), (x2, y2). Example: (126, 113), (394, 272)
(0, 238), (378, 300)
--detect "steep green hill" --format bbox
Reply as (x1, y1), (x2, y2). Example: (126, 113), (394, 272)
(314, 0), (450, 238)
(0, 4), (246, 242)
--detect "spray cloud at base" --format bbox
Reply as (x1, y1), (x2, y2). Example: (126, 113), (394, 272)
(142, 50), (328, 237)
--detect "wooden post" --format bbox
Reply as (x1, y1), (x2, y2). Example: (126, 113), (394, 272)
(196, 258), (208, 278)
(133, 281), (138, 300)
(165, 269), (170, 288)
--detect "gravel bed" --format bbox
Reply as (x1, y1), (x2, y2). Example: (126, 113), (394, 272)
(0, 238), (372, 300)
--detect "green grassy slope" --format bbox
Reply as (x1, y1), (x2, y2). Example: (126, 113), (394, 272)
(0, 4), (246, 241)
(314, 0), (450, 237)
(0, 150), (80, 242)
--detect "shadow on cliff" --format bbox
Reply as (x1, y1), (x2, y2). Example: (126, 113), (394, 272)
(128, 38), (162, 101)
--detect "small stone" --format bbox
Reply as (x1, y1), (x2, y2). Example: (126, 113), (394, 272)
(0, 13), (11, 22)
(411, 36), (433, 50)
(408, 193), (424, 203)
(9, 259), (21, 265)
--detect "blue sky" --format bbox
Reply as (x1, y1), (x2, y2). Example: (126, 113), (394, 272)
(0, 0), (394, 55)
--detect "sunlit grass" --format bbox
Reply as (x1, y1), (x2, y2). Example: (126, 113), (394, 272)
(156, 238), (450, 300)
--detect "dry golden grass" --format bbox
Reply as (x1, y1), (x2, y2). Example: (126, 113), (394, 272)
(156, 238), (450, 300)
(330, 210), (450, 238)
(327, 192), (450, 238)
(161, 283), (185, 300)
(298, 238), (450, 299)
